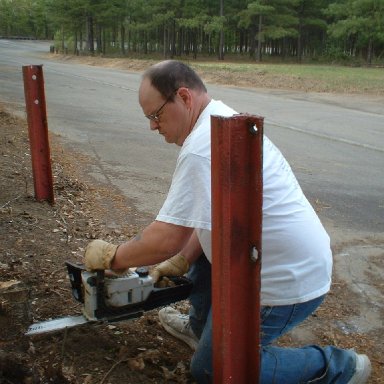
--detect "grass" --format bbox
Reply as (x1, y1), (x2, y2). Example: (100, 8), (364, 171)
(57, 52), (384, 95)
(190, 61), (384, 95)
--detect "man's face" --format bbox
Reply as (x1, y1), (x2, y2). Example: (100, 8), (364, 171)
(139, 78), (190, 146)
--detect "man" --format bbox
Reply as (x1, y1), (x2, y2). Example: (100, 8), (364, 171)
(85, 60), (371, 383)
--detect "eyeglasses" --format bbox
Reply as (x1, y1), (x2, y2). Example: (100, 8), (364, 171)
(145, 96), (172, 122)
(145, 89), (178, 122)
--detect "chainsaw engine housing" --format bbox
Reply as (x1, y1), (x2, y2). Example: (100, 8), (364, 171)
(66, 262), (193, 323)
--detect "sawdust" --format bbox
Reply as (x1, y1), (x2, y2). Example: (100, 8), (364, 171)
(0, 84), (383, 382)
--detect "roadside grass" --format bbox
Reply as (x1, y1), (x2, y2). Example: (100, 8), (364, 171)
(190, 61), (384, 95)
(55, 52), (384, 95)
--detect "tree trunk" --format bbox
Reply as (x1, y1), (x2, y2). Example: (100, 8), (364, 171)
(144, 31), (148, 54)
(256, 14), (263, 62)
(297, 21), (302, 63)
(170, 19), (176, 58)
(74, 31), (78, 55)
(218, 0), (224, 60)
(96, 24), (102, 54)
(367, 37), (373, 65)
(80, 30), (83, 52)
(0, 280), (31, 341)
(163, 24), (167, 58)
(249, 25), (256, 59)
(121, 24), (126, 55)
(61, 25), (65, 53)
(87, 15), (94, 54)
(103, 28), (106, 54)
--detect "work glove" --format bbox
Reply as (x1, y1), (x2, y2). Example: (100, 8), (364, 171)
(84, 239), (118, 271)
(150, 253), (189, 283)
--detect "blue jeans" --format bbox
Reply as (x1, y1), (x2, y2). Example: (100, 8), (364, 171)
(187, 255), (357, 383)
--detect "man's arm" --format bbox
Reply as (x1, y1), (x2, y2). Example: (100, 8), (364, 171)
(84, 220), (193, 272)
(111, 221), (193, 270)
(149, 229), (204, 282)
(180, 230), (203, 264)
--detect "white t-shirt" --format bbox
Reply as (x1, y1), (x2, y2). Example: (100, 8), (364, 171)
(157, 100), (332, 305)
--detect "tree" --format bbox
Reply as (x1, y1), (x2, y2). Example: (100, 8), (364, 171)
(238, 1), (275, 61)
(326, 0), (384, 63)
(0, 0), (43, 38)
(295, 0), (328, 61)
(2, 0), (382, 63)
(45, 0), (88, 53)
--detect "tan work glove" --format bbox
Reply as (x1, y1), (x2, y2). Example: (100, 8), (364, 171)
(84, 239), (118, 271)
(150, 253), (189, 283)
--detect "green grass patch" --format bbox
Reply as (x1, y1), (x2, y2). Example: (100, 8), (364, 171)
(191, 61), (384, 94)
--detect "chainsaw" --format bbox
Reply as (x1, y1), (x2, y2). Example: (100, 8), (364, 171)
(26, 261), (193, 336)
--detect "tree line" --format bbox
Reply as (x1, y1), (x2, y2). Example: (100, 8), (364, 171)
(0, 0), (383, 64)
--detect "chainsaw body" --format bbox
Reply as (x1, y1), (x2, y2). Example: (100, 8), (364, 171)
(66, 261), (193, 322)
(26, 262), (193, 335)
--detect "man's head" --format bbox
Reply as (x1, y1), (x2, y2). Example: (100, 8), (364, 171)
(139, 60), (210, 146)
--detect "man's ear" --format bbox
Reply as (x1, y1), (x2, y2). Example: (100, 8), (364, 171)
(177, 87), (192, 109)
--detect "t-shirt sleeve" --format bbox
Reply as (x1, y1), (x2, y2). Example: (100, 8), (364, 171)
(156, 152), (211, 230)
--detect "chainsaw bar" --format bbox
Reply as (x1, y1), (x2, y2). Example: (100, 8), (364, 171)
(26, 315), (90, 336)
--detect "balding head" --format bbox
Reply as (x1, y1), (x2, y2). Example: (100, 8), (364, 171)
(142, 60), (207, 101)
(138, 60), (211, 146)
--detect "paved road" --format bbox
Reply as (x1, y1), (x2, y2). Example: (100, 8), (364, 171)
(1, 39), (383, 237)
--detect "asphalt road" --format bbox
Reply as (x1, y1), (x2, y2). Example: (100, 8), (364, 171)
(1, 39), (383, 239)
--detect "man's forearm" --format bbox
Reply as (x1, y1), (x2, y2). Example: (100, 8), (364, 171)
(180, 230), (203, 264)
(111, 220), (193, 270)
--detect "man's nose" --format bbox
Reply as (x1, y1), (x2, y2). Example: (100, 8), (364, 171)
(150, 120), (160, 130)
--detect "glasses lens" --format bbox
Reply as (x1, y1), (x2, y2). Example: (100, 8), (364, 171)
(147, 114), (157, 121)
(146, 90), (177, 121)
(146, 98), (169, 121)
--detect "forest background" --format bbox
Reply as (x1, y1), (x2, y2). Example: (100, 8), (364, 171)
(0, 0), (383, 65)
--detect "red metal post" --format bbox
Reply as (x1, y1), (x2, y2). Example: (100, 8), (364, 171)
(22, 65), (54, 204)
(211, 113), (264, 383)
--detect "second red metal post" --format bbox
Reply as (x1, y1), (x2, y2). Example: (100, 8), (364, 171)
(211, 113), (264, 383)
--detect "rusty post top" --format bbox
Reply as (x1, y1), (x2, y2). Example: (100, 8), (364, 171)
(22, 64), (44, 69)
(211, 112), (264, 120)
(211, 112), (264, 128)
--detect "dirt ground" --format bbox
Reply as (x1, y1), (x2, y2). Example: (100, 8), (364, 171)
(0, 58), (383, 383)
(0, 109), (195, 383)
